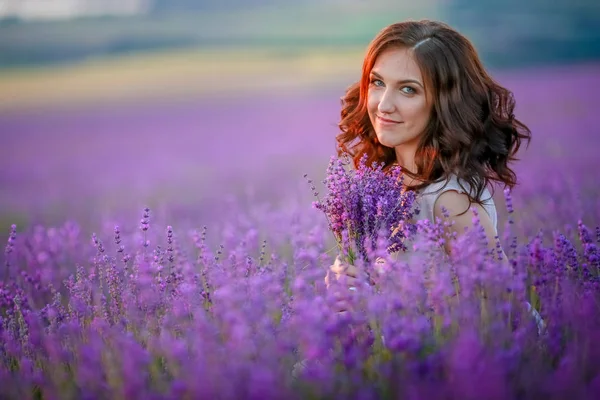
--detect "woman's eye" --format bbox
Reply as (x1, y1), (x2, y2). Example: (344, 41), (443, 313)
(401, 86), (416, 94)
(370, 79), (384, 87)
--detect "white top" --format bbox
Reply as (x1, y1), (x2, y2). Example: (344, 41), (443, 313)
(415, 174), (498, 233)
(390, 174), (498, 261)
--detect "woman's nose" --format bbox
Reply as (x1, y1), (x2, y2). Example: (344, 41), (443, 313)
(377, 91), (395, 114)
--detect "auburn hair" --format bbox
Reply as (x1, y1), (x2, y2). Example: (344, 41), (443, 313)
(337, 19), (531, 203)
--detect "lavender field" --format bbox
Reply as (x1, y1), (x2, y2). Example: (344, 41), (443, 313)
(1, 61), (600, 399)
(1, 62), (598, 237)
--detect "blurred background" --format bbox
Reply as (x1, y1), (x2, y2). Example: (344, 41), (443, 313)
(0, 0), (599, 235)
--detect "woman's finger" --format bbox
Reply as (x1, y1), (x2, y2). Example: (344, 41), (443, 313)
(346, 263), (361, 278)
(331, 257), (346, 274)
(324, 270), (335, 288)
(333, 258), (359, 277)
(337, 274), (360, 288)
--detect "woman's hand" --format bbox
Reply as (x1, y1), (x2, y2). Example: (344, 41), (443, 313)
(323, 256), (392, 314)
(325, 256), (376, 314)
(325, 256), (367, 291)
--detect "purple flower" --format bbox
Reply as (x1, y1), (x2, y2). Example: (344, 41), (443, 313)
(311, 154), (418, 264)
(4, 224), (17, 269)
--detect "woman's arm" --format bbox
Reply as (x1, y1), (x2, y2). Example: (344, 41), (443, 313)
(433, 191), (545, 333)
(433, 190), (506, 260)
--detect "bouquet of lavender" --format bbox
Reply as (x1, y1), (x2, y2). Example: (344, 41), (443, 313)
(310, 154), (419, 266)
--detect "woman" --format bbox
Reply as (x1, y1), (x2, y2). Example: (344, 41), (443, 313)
(293, 20), (539, 378)
(325, 19), (532, 290)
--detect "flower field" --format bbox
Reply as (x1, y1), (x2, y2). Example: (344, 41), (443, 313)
(1, 62), (599, 399)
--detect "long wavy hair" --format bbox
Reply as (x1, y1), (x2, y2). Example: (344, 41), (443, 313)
(337, 20), (531, 204)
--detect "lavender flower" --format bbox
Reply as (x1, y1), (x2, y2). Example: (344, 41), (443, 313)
(311, 154), (418, 264)
(0, 165), (598, 399)
(141, 207), (150, 249)
(4, 224), (17, 271)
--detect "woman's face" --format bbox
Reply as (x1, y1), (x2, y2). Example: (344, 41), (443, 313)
(367, 46), (432, 152)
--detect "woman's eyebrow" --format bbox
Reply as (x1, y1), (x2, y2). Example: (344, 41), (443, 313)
(370, 70), (423, 88)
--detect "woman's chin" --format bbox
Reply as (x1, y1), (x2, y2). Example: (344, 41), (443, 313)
(375, 135), (399, 148)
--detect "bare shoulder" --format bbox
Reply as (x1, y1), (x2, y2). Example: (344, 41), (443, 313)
(433, 190), (475, 219)
(432, 190), (495, 232)
(433, 190), (498, 254)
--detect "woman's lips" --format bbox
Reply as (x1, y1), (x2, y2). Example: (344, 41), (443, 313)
(377, 115), (402, 125)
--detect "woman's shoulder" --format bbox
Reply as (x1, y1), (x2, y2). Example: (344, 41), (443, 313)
(421, 174), (491, 201)
(418, 173), (498, 230)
